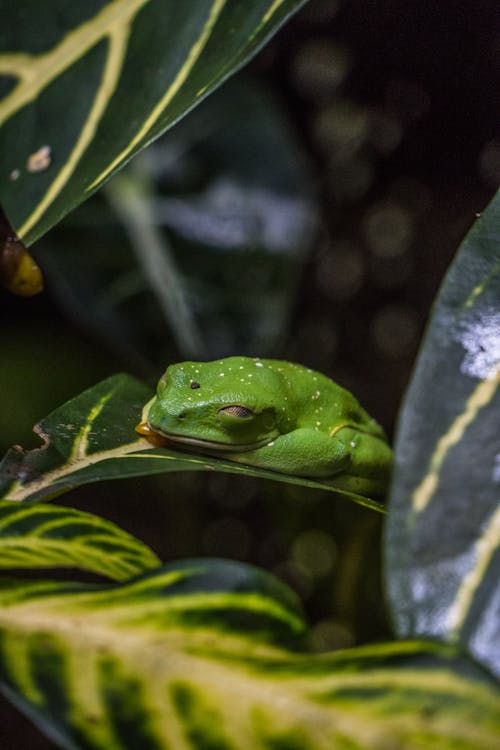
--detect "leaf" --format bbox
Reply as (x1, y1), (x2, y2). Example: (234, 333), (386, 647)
(0, 560), (498, 750)
(386, 190), (500, 677)
(0, 0), (308, 246)
(0, 374), (385, 513)
(44, 78), (318, 365)
(0, 500), (160, 581)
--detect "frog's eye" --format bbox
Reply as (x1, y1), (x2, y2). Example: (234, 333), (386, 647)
(218, 405), (254, 418)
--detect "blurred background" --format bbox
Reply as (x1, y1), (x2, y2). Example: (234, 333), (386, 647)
(1, 0), (499, 744)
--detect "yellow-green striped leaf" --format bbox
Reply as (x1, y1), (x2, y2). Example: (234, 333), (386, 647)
(0, 374), (385, 513)
(386, 190), (500, 677)
(0, 500), (160, 581)
(0, 561), (498, 750)
(0, 0), (308, 247)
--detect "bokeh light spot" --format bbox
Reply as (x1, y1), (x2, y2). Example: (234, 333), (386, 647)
(291, 529), (338, 577)
(363, 202), (414, 258)
(371, 305), (420, 358)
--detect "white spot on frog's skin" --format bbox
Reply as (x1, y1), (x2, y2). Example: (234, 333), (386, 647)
(316, 421), (321, 427)
(10, 168), (20, 180)
(27, 145), (52, 172)
(267, 441), (275, 447)
(454, 310), (500, 379)
(239, 366), (244, 370)
(255, 362), (264, 367)
(219, 373), (225, 377)
(350, 441), (357, 448)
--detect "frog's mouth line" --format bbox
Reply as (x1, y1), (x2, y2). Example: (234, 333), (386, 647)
(150, 428), (274, 453)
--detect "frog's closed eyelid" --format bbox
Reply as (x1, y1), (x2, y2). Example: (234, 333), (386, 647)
(218, 405), (254, 418)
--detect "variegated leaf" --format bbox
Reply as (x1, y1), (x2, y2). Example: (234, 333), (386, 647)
(0, 560), (498, 750)
(386, 190), (500, 677)
(0, 374), (385, 513)
(0, 500), (160, 581)
(0, 0), (308, 246)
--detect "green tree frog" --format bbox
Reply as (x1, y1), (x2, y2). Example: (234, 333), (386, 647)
(136, 357), (392, 495)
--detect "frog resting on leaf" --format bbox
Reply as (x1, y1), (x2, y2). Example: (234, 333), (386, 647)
(136, 357), (392, 497)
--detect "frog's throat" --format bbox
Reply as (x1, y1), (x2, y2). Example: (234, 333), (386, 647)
(147, 426), (275, 453)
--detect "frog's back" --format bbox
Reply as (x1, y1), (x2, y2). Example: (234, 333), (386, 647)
(262, 359), (386, 439)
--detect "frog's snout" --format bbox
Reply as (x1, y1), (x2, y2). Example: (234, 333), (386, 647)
(135, 421), (151, 437)
(135, 421), (169, 447)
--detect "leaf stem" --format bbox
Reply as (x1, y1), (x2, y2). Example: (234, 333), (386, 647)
(105, 155), (204, 358)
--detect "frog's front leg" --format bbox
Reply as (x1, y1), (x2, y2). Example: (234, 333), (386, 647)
(230, 427), (351, 479)
(231, 426), (392, 496)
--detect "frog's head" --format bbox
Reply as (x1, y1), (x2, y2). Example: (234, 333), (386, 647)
(141, 358), (289, 452)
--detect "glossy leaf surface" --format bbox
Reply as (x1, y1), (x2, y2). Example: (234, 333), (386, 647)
(0, 374), (385, 513)
(0, 560), (499, 750)
(386, 191), (500, 677)
(0, 0), (307, 245)
(0, 500), (159, 581)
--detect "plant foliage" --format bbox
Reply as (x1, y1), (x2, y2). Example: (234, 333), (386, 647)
(0, 0), (307, 245)
(0, 500), (159, 580)
(1, 1), (499, 747)
(386, 190), (500, 679)
(1, 560), (499, 750)
(0, 374), (385, 512)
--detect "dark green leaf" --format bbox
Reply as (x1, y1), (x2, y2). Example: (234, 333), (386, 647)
(0, 500), (160, 580)
(386, 190), (500, 677)
(44, 78), (317, 364)
(0, 561), (498, 749)
(0, 374), (385, 513)
(0, 0), (308, 245)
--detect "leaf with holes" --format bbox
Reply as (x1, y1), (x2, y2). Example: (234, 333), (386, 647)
(0, 559), (499, 749)
(0, 500), (159, 581)
(386, 190), (500, 677)
(0, 0), (308, 246)
(0, 374), (385, 513)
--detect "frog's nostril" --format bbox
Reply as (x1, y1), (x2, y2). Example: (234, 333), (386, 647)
(178, 411), (186, 419)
